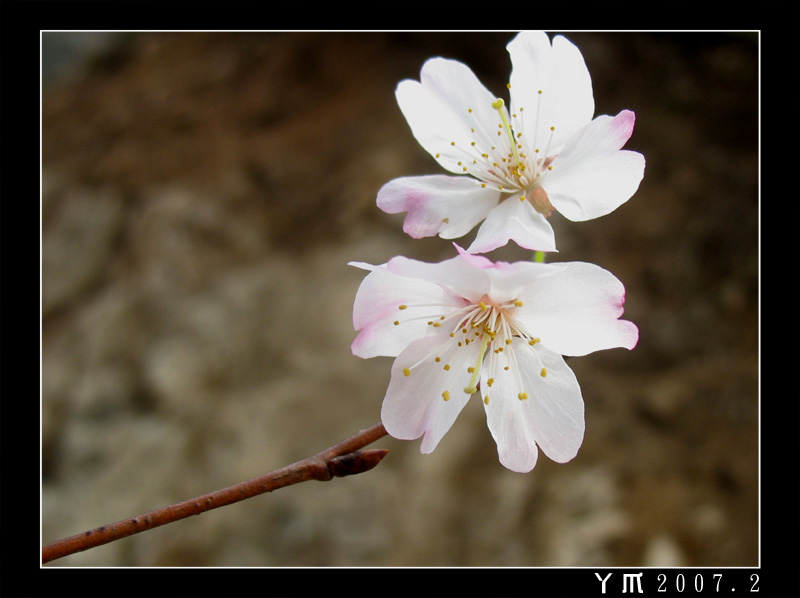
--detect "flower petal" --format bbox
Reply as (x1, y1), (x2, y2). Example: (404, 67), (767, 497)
(507, 31), (594, 155)
(511, 261), (639, 356)
(351, 253), (499, 358)
(377, 175), (499, 240)
(383, 254), (492, 302)
(544, 110), (646, 222)
(396, 57), (499, 175)
(381, 327), (481, 453)
(350, 264), (461, 358)
(482, 341), (584, 472)
(467, 195), (557, 254)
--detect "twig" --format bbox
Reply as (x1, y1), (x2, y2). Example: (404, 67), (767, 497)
(42, 422), (388, 564)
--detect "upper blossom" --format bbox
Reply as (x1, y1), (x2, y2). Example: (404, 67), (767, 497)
(377, 31), (646, 254)
(350, 246), (639, 472)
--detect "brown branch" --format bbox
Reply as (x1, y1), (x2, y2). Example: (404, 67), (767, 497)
(42, 422), (388, 564)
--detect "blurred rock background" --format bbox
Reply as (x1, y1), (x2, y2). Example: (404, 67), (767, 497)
(41, 31), (758, 567)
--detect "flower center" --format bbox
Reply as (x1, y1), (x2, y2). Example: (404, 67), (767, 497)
(458, 295), (535, 395)
(395, 294), (547, 404)
(490, 97), (556, 216)
(441, 92), (557, 217)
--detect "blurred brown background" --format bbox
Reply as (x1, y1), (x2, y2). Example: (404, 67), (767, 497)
(41, 31), (758, 567)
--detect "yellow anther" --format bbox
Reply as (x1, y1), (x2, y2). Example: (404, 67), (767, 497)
(467, 367), (475, 373)
(394, 321), (399, 326)
(443, 364), (450, 371)
(403, 368), (411, 377)
(514, 300), (524, 307)
(505, 338), (512, 345)
(487, 377), (494, 387)
(442, 390), (451, 401)
(518, 392), (529, 400)
(528, 338), (540, 345)
(540, 368), (547, 377)
(398, 304), (408, 310)
(491, 98), (505, 110)
(435, 356), (441, 362)
(484, 395), (490, 405)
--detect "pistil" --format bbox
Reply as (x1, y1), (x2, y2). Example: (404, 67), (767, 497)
(492, 98), (523, 172)
(463, 329), (492, 395)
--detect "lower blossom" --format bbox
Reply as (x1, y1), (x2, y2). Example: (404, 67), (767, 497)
(350, 246), (638, 472)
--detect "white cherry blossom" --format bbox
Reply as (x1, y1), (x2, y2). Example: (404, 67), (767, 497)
(350, 246), (639, 472)
(377, 31), (646, 254)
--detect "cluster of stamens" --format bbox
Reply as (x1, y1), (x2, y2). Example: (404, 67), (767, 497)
(434, 86), (557, 216)
(395, 295), (548, 406)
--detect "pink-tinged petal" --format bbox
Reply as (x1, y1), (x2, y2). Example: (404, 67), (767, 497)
(452, 243), (495, 269)
(395, 58), (499, 175)
(381, 328), (481, 453)
(507, 31), (594, 154)
(544, 110), (646, 222)
(350, 265), (462, 358)
(482, 341), (584, 472)
(383, 254), (492, 302)
(467, 195), (557, 254)
(377, 175), (499, 240)
(513, 261), (639, 356)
